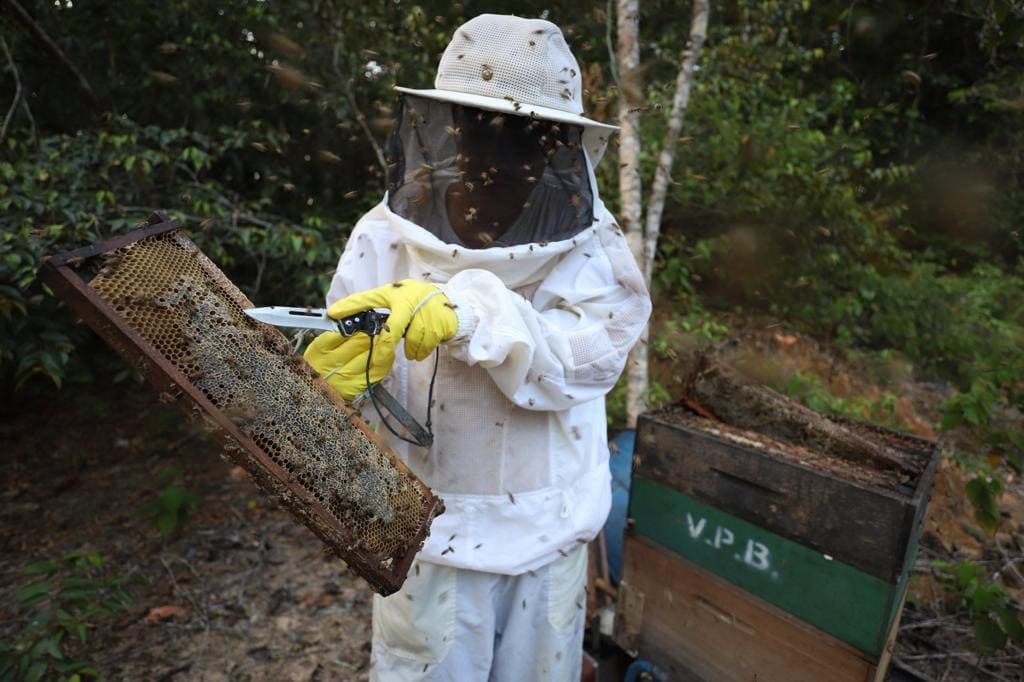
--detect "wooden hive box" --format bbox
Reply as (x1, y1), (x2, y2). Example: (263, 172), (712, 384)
(614, 405), (940, 681)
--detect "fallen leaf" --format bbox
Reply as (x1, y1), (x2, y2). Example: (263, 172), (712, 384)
(144, 605), (185, 623)
(773, 333), (798, 347)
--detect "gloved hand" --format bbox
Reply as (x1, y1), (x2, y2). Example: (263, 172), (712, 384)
(303, 331), (378, 401)
(328, 279), (458, 362)
(305, 280), (458, 400)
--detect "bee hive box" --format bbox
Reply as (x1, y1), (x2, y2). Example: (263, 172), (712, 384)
(42, 214), (444, 596)
(615, 404), (939, 681)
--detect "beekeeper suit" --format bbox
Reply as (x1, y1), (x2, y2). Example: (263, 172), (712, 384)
(305, 14), (651, 681)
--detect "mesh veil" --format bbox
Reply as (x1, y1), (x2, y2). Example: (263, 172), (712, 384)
(385, 95), (594, 248)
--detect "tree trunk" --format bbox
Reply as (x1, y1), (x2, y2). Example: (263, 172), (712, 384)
(616, 0), (645, 428)
(642, 0), (709, 285)
(618, 0), (710, 428)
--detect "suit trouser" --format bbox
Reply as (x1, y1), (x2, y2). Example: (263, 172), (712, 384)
(369, 544), (588, 682)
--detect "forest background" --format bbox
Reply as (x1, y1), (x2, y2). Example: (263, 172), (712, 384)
(1, 0), (1022, 679)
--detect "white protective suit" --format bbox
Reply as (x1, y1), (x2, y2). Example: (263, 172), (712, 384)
(325, 194), (651, 576)
(325, 18), (651, 675)
(328, 188), (649, 679)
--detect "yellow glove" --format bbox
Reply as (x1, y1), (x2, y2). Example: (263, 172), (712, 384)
(303, 332), (379, 401)
(327, 280), (458, 363)
(305, 280), (458, 400)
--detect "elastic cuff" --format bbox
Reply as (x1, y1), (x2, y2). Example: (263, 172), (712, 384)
(439, 285), (478, 343)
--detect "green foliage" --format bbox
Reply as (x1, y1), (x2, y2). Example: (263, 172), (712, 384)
(0, 552), (137, 681)
(0, 118), (346, 392)
(134, 468), (202, 537)
(643, 382), (672, 410)
(933, 560), (1024, 654)
(606, 375), (629, 430)
(783, 371), (897, 425)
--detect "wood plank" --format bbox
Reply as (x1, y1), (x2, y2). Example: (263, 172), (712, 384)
(635, 414), (914, 582)
(616, 534), (879, 682)
(629, 477), (897, 655)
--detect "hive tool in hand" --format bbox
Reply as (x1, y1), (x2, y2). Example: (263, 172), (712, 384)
(244, 305), (434, 448)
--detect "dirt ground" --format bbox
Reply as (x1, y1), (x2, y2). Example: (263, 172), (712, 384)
(1, 384), (375, 681)
(2, 322), (1022, 681)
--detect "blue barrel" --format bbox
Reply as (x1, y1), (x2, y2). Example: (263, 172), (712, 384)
(604, 429), (635, 584)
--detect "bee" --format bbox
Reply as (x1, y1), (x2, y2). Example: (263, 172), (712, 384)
(474, 543), (483, 549)
(405, 594), (415, 601)
(522, 599), (527, 609)
(343, 190), (359, 199)
(507, 490), (516, 505)
(489, 115), (506, 130)
(445, 125), (461, 137)
(558, 548), (568, 557)
(570, 426), (581, 440)
(448, 533), (457, 542)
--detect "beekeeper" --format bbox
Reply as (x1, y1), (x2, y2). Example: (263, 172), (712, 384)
(305, 13), (651, 681)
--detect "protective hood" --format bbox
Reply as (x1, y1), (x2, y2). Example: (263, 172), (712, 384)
(384, 94), (596, 249)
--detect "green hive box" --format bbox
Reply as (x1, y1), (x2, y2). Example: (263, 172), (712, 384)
(617, 405), (939, 680)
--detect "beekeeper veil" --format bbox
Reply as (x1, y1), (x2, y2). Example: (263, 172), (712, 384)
(385, 13), (618, 249)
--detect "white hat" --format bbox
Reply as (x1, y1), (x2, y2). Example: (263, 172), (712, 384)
(394, 14), (618, 163)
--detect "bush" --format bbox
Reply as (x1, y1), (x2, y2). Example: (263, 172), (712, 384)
(0, 117), (351, 393)
(0, 552), (139, 682)
(134, 467), (203, 537)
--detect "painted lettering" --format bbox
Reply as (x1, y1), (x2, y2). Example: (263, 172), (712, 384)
(743, 540), (771, 571)
(686, 513), (706, 540)
(713, 526), (734, 549)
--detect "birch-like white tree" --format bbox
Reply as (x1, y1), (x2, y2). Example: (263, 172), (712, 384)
(616, 0), (710, 427)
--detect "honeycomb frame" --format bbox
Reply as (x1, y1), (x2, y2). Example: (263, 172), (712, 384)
(42, 213), (444, 596)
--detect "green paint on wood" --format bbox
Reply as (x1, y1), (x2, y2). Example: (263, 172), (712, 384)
(630, 477), (904, 655)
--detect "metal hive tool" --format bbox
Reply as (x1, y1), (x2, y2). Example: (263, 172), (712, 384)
(42, 214), (444, 596)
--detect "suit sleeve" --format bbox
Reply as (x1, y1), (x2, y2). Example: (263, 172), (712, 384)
(439, 223), (652, 411)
